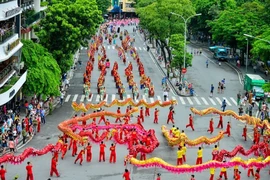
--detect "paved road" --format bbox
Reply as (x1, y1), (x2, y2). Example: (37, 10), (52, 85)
(4, 24), (269, 180)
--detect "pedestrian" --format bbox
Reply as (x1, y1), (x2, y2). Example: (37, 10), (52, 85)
(212, 145), (219, 160)
(99, 141), (106, 162)
(163, 90), (168, 101)
(140, 107), (145, 122)
(109, 143), (116, 163)
(86, 142), (92, 162)
(153, 108), (159, 124)
(206, 59), (209, 68)
(219, 161), (228, 179)
(176, 146), (183, 165)
(60, 91), (64, 105)
(196, 147), (203, 165)
(41, 108), (46, 124)
(209, 168), (215, 180)
(186, 114), (195, 131)
(0, 165), (6, 180)
(72, 140), (78, 157)
(26, 161), (34, 180)
(22, 128), (27, 144)
(156, 173), (161, 180)
(9, 138), (15, 153)
(242, 125), (247, 141)
(221, 99), (227, 112)
(217, 115), (223, 129)
(210, 84), (214, 97)
(50, 156), (60, 177)
(122, 169), (130, 180)
(207, 118), (214, 134)
(224, 122), (231, 137)
(237, 92), (241, 105)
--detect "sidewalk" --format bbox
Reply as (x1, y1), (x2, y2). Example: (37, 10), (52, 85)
(0, 50), (80, 156)
(139, 32), (193, 97)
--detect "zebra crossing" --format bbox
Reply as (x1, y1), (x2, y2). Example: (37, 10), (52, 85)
(81, 46), (147, 51)
(65, 94), (239, 107)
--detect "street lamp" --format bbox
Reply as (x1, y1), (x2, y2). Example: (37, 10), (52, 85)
(170, 12), (202, 70)
(243, 34), (270, 73)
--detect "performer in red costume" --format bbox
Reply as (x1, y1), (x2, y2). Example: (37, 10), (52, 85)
(26, 161), (34, 180)
(242, 125), (247, 141)
(109, 143), (116, 163)
(224, 122), (231, 137)
(207, 118), (214, 134)
(140, 107), (145, 122)
(167, 110), (175, 124)
(122, 169), (130, 180)
(153, 108), (159, 124)
(61, 140), (68, 159)
(0, 165), (6, 180)
(115, 107), (121, 123)
(72, 140), (78, 157)
(186, 114), (195, 131)
(99, 141), (106, 162)
(86, 142), (92, 162)
(137, 115), (143, 128)
(145, 107), (150, 117)
(98, 110), (106, 124)
(74, 149), (85, 165)
(50, 156), (60, 177)
(217, 115), (223, 129)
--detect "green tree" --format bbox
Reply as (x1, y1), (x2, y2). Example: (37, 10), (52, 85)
(251, 29), (270, 63)
(136, 0), (195, 64)
(169, 34), (192, 80)
(96, 0), (111, 15)
(208, 1), (266, 54)
(21, 40), (61, 97)
(35, 0), (103, 72)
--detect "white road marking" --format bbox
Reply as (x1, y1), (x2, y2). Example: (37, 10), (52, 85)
(157, 96), (162, 101)
(193, 97), (201, 105)
(186, 97), (193, 105)
(230, 97), (237, 106)
(150, 97), (154, 103)
(171, 96), (177, 103)
(88, 94), (93, 102)
(96, 95), (100, 102)
(201, 97), (209, 105)
(142, 95), (146, 101)
(215, 97), (222, 105)
(179, 97), (186, 104)
(135, 47), (137, 50)
(104, 94), (108, 102)
(139, 47), (142, 50)
(111, 94), (116, 102)
(127, 94), (131, 99)
(112, 46), (115, 49)
(80, 95), (85, 102)
(223, 97), (232, 106)
(208, 97), (216, 105)
(107, 46), (110, 49)
(65, 95), (71, 102)
(72, 94), (78, 102)
(143, 47), (147, 51)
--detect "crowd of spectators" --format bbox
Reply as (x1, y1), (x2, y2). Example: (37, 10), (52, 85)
(0, 96), (47, 155)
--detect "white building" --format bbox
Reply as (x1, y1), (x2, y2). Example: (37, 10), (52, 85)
(21, 0), (47, 40)
(0, 0), (27, 110)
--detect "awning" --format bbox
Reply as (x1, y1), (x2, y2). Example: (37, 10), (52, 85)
(110, 5), (122, 13)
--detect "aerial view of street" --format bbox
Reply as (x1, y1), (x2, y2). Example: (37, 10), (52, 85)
(0, 0), (270, 180)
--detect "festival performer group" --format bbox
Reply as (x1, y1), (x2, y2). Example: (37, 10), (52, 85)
(1, 18), (270, 180)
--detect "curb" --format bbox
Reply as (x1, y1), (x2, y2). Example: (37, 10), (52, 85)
(148, 49), (192, 97)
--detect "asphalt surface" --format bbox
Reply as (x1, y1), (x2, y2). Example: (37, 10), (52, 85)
(4, 24), (269, 180)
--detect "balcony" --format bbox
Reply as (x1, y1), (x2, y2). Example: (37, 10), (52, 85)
(0, 64), (16, 88)
(0, 1), (22, 21)
(0, 27), (15, 44)
(0, 71), (27, 106)
(22, 11), (45, 28)
(0, 34), (23, 63)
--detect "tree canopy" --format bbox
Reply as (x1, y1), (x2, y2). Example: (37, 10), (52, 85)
(34, 0), (103, 73)
(96, 0), (111, 15)
(21, 40), (61, 97)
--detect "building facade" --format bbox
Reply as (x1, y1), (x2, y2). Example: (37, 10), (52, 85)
(0, 0), (27, 110)
(21, 0), (47, 41)
(109, 0), (136, 18)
